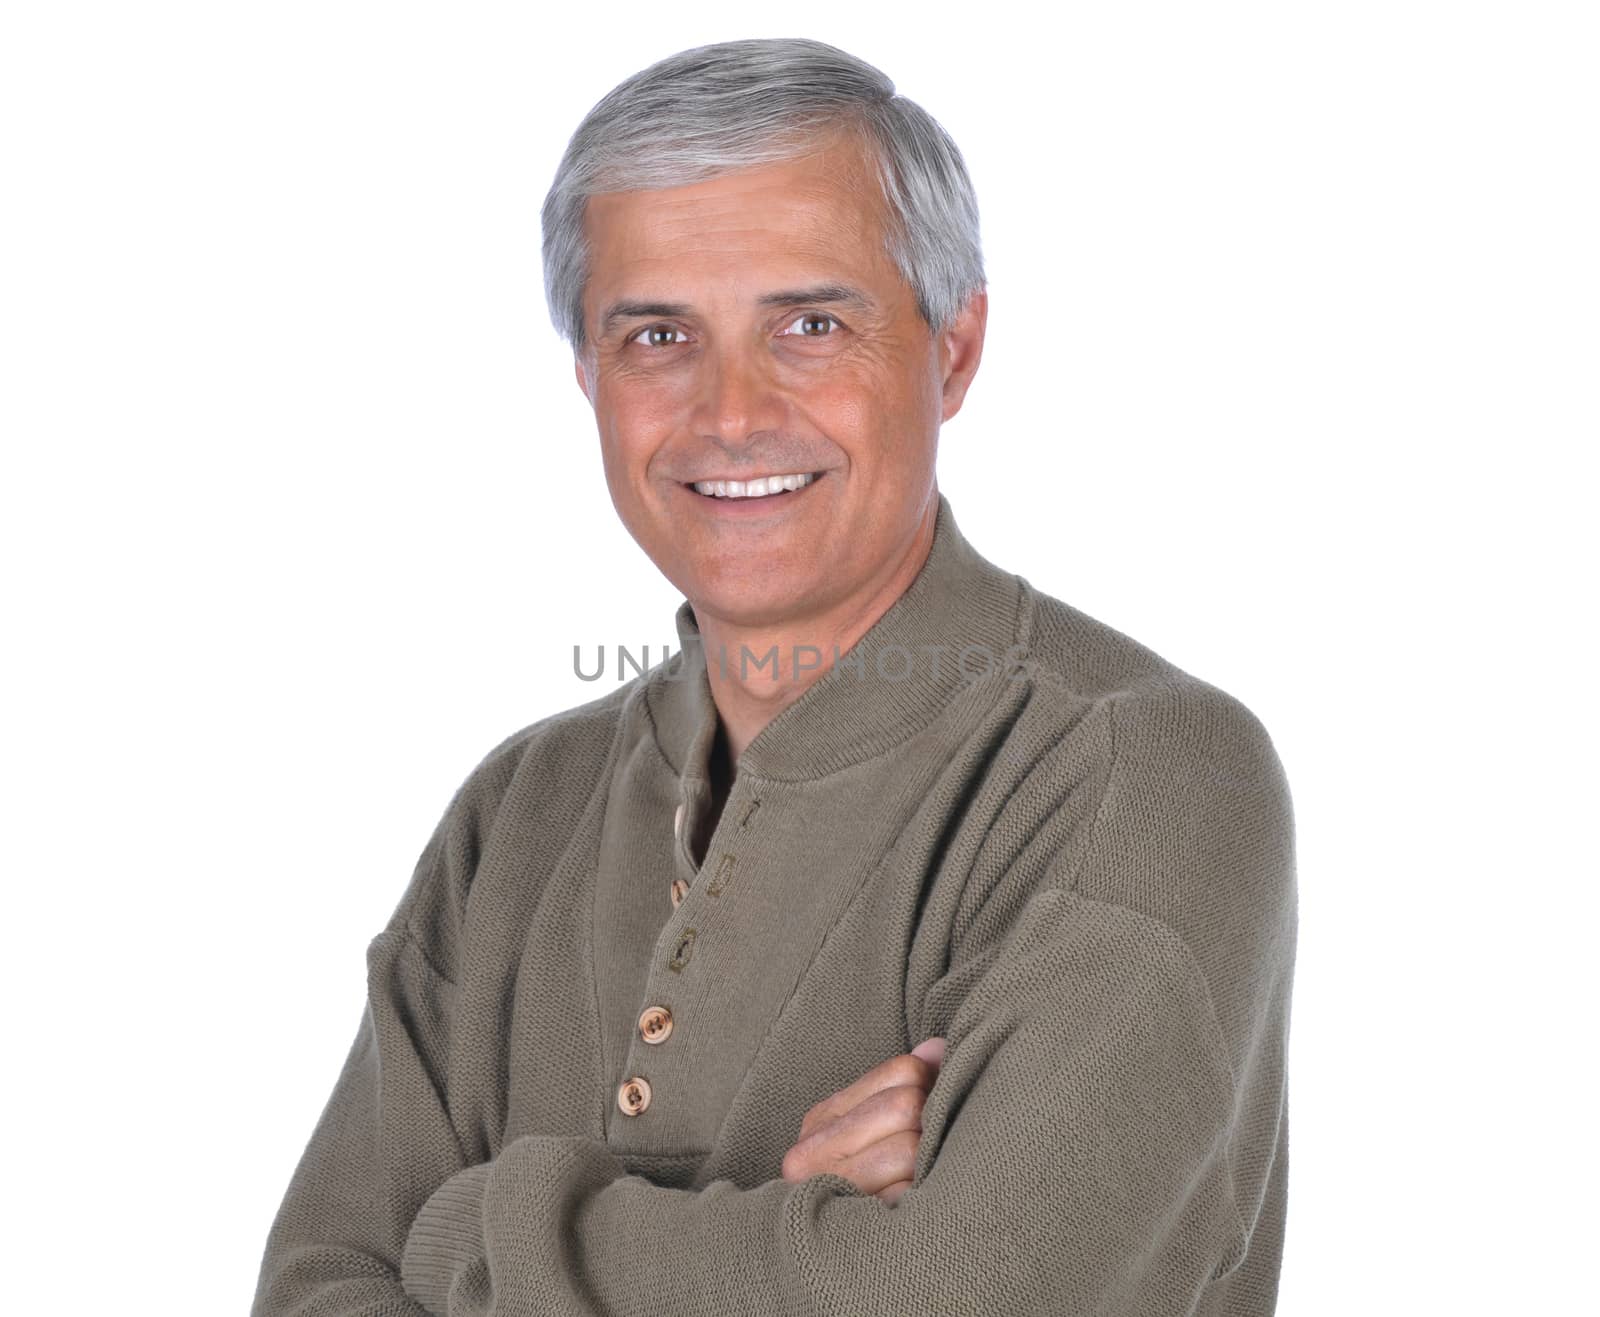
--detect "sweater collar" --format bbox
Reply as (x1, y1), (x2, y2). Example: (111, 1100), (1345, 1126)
(645, 491), (1025, 784)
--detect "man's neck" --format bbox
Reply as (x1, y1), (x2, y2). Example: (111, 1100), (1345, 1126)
(691, 499), (939, 768)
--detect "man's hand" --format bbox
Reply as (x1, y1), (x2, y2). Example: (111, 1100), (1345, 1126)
(780, 1036), (947, 1206)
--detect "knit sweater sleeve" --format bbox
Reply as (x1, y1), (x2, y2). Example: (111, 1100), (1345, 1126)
(250, 734), (524, 1317)
(396, 689), (1295, 1316)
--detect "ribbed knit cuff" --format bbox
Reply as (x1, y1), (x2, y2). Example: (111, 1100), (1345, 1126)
(400, 1160), (494, 1312)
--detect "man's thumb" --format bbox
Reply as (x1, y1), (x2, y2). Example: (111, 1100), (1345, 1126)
(911, 1036), (946, 1067)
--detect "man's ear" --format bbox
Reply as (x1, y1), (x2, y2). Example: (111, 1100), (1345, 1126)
(938, 287), (988, 424)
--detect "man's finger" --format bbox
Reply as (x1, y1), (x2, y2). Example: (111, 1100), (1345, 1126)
(787, 1082), (928, 1174)
(798, 1041), (944, 1140)
(787, 1126), (922, 1198)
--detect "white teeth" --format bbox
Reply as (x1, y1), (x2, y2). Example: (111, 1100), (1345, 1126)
(692, 472), (817, 499)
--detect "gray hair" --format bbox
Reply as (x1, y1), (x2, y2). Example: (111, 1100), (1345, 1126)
(540, 37), (985, 355)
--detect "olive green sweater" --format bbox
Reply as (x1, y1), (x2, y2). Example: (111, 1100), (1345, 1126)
(251, 492), (1298, 1316)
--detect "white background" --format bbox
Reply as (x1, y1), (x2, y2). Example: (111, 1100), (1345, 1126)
(3, 2), (1594, 1311)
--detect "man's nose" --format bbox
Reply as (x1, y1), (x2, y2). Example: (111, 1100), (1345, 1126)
(690, 340), (785, 447)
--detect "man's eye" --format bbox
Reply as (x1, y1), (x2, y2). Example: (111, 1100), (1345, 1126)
(630, 324), (687, 348)
(779, 312), (841, 338)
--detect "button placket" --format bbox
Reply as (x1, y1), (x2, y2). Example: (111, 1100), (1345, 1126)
(657, 786), (763, 988)
(667, 781), (762, 910)
(623, 788), (764, 1125)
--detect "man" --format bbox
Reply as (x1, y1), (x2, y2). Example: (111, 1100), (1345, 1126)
(253, 36), (1297, 1316)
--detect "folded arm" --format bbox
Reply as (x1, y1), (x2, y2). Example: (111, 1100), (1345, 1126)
(399, 889), (1248, 1316)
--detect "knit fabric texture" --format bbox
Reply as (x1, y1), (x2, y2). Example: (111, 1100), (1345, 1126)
(251, 492), (1298, 1316)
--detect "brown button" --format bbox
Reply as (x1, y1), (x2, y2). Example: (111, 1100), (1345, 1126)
(617, 1075), (652, 1116)
(638, 1004), (673, 1044)
(670, 877), (690, 909)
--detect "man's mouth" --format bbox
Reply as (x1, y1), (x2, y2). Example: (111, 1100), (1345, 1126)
(686, 471), (823, 501)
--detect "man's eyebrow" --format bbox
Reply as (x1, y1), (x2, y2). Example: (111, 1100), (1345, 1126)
(598, 284), (876, 337)
(754, 283), (875, 313)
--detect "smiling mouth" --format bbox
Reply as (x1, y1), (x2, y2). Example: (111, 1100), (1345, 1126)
(685, 471), (824, 501)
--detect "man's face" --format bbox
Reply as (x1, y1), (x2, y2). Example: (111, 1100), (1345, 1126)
(575, 129), (985, 632)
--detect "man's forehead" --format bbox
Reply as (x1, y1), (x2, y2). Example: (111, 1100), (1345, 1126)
(584, 196), (897, 322)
